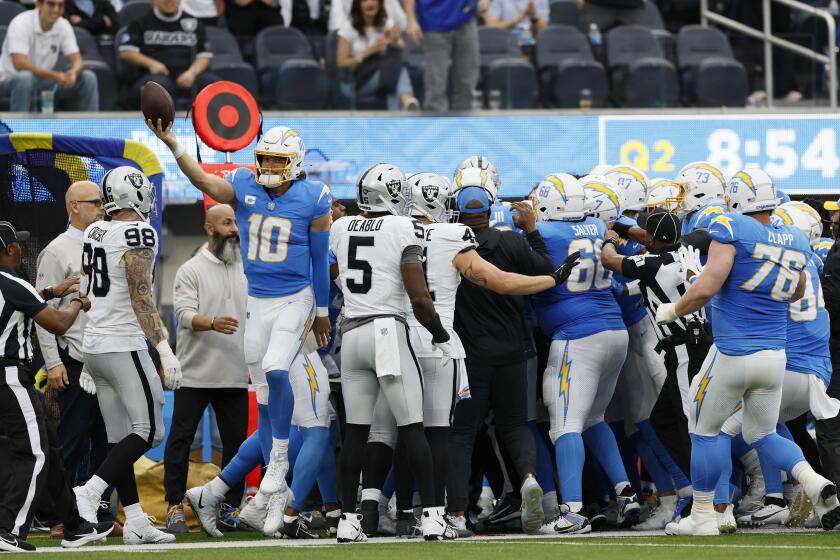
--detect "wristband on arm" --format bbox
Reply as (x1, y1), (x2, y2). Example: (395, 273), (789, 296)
(421, 313), (450, 343)
(611, 221), (632, 238)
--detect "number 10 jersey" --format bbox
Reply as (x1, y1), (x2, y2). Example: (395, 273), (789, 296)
(82, 220), (159, 354)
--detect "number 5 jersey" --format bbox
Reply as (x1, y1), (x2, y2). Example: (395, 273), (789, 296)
(82, 219), (159, 354)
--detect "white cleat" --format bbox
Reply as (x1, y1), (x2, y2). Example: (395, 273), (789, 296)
(785, 486), (813, 528)
(716, 504), (737, 534)
(812, 483), (840, 530)
(421, 507), (457, 541)
(665, 514), (719, 536)
(476, 496), (494, 521)
(744, 501), (790, 526)
(263, 488), (292, 537)
(123, 516), (176, 545)
(260, 457), (289, 496)
(633, 500), (677, 530)
(184, 486), (224, 538)
(520, 477), (545, 534)
(73, 485), (100, 524)
(378, 501), (397, 535)
(537, 509), (591, 535)
(737, 473), (766, 515)
(238, 496), (268, 532)
(337, 513), (368, 543)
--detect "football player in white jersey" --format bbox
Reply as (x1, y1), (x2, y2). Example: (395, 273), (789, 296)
(73, 167), (180, 545)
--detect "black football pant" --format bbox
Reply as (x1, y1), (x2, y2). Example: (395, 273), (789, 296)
(816, 364), (840, 487)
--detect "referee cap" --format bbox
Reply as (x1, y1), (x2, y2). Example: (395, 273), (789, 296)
(645, 210), (681, 245)
(825, 197), (840, 212)
(0, 221), (29, 249)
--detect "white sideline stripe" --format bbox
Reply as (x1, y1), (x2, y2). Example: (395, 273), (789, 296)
(34, 529), (830, 553)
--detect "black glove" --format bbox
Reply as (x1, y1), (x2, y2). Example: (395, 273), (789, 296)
(551, 251), (580, 286)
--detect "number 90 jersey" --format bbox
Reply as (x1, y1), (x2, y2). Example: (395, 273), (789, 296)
(330, 215), (424, 320)
(531, 216), (624, 340)
(81, 220), (158, 354)
(707, 212), (810, 356)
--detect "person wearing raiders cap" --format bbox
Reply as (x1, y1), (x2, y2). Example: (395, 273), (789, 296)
(0, 222), (113, 552)
(601, 210), (712, 516)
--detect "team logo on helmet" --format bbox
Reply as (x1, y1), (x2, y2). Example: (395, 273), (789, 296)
(422, 184), (439, 203)
(126, 172), (146, 189)
(386, 178), (402, 198)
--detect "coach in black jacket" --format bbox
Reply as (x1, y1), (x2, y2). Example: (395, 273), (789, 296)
(447, 187), (555, 534)
(818, 200), (840, 486)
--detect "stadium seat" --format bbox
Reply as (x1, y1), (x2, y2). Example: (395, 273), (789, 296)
(677, 25), (746, 106)
(270, 59), (328, 110)
(478, 27), (519, 72)
(606, 24), (679, 107)
(641, 0), (666, 29)
(206, 26), (258, 94)
(254, 25), (318, 104)
(483, 58), (539, 109)
(73, 28), (117, 109)
(118, 0), (151, 26)
(0, 1), (24, 25)
(549, 0), (579, 27)
(535, 25), (608, 108)
(74, 27), (104, 61)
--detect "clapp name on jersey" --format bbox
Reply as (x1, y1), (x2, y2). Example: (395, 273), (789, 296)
(571, 223), (600, 237)
(767, 231), (795, 246)
(347, 218), (385, 232)
(87, 226), (107, 242)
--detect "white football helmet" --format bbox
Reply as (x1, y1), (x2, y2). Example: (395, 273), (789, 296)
(674, 161), (729, 217)
(727, 168), (777, 214)
(101, 166), (156, 219)
(406, 172), (452, 223)
(604, 165), (649, 212)
(253, 126), (305, 186)
(647, 179), (682, 212)
(455, 155), (501, 192)
(452, 166), (499, 204)
(356, 163), (410, 216)
(532, 173), (586, 221)
(588, 164), (614, 176)
(581, 175), (625, 224)
(773, 201), (823, 245)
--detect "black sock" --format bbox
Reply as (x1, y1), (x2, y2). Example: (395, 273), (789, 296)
(339, 424), (371, 512)
(362, 441), (393, 492)
(425, 427), (449, 507)
(393, 437), (414, 512)
(397, 423), (435, 508)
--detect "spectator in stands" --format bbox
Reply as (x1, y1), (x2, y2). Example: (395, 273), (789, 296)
(576, 0), (647, 33)
(164, 204), (249, 534)
(181, 0), (224, 26)
(336, 0), (420, 111)
(64, 0), (118, 36)
(280, 0), (329, 59)
(0, 0), (99, 112)
(119, 0), (219, 108)
(404, 0), (488, 112)
(329, 0), (405, 31)
(223, 0), (280, 39)
(484, 0), (548, 46)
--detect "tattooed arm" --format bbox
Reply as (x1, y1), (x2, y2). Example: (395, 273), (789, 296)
(452, 249), (555, 295)
(124, 248), (166, 346)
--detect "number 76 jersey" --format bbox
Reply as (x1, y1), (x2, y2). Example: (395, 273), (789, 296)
(330, 215), (424, 320)
(82, 219), (159, 354)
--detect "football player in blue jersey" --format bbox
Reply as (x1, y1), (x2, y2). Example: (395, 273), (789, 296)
(531, 173), (640, 535)
(814, 237), (834, 269)
(674, 161), (730, 237)
(148, 121), (334, 536)
(656, 168), (840, 535)
(723, 201), (839, 528)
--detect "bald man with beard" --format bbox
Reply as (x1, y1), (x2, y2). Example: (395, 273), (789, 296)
(34, 181), (118, 536)
(163, 204), (250, 534)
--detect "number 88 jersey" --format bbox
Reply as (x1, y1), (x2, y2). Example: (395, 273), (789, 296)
(531, 216), (624, 340)
(81, 220), (158, 354)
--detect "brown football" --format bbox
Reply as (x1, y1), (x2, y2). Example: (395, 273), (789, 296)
(141, 81), (175, 129)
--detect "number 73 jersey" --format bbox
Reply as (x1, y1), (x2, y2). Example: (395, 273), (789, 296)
(330, 215), (424, 320)
(707, 212), (810, 356)
(81, 219), (159, 354)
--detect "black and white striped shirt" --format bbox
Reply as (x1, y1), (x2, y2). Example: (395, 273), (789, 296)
(0, 268), (47, 361)
(620, 248), (706, 341)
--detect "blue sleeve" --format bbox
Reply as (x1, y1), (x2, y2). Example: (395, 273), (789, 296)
(329, 250), (337, 266)
(312, 183), (333, 220)
(707, 214), (737, 244)
(693, 205), (726, 230)
(310, 229), (331, 311)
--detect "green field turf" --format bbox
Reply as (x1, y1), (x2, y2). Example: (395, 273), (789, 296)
(20, 530), (840, 559)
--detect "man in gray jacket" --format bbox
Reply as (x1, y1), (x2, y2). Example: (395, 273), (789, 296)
(163, 204), (249, 533)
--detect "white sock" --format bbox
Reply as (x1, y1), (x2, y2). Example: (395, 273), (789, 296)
(254, 490), (269, 509)
(283, 514), (298, 523)
(326, 509), (342, 518)
(480, 485), (495, 501)
(542, 491), (558, 514)
(767, 492), (783, 499)
(271, 438), (289, 463)
(792, 461), (828, 501)
(124, 503), (145, 523)
(614, 481), (631, 496)
(677, 485), (693, 499)
(566, 500), (583, 513)
(659, 494), (677, 508)
(692, 490), (715, 519)
(378, 494), (390, 509)
(207, 477), (230, 499)
(85, 475), (108, 497)
(361, 488), (382, 503)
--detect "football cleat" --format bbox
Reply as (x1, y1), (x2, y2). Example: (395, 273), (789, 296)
(260, 457), (289, 496)
(487, 493), (522, 525)
(814, 483), (840, 530)
(60, 521), (114, 549)
(538, 510), (591, 535)
(218, 503), (241, 531)
(165, 504), (188, 534)
(716, 505), (737, 534)
(378, 501), (396, 535)
(238, 496), (267, 532)
(421, 508), (457, 541)
(123, 516), (177, 544)
(616, 486), (641, 526)
(337, 513), (367, 543)
(282, 516), (319, 539)
(665, 514), (719, 536)
(185, 486), (223, 538)
(785, 486), (812, 528)
(520, 476), (545, 534)
(476, 496), (494, 521)
(73, 485), (101, 524)
(395, 510), (422, 538)
(0, 531), (36, 552)
(264, 488), (292, 537)
(741, 497), (789, 527)
(325, 513), (341, 536)
(736, 473), (766, 515)
(632, 498), (677, 530)
(446, 514), (473, 538)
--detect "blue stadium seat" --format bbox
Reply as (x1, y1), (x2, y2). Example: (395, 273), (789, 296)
(0, 1), (25, 26)
(641, 0), (665, 29)
(478, 27), (519, 72)
(271, 59), (328, 110)
(677, 25), (746, 106)
(118, 0), (151, 26)
(484, 58), (539, 108)
(536, 24), (608, 108)
(549, 0), (579, 27)
(74, 28), (117, 109)
(206, 26), (258, 94)
(606, 24), (679, 107)
(254, 25), (319, 105)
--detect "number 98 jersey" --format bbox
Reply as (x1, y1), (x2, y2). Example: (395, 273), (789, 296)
(82, 220), (159, 354)
(330, 215), (424, 320)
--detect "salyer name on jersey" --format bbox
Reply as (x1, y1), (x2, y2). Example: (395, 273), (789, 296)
(707, 212), (810, 356)
(229, 168), (332, 298)
(82, 220), (158, 352)
(532, 217), (624, 340)
(330, 215), (424, 319)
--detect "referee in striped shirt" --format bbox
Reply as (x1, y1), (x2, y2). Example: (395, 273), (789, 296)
(600, 209), (712, 501)
(0, 221), (111, 552)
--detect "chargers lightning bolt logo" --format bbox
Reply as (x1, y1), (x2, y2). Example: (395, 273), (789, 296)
(559, 341), (572, 425)
(693, 353), (717, 423)
(303, 354), (320, 418)
(710, 215), (735, 238)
